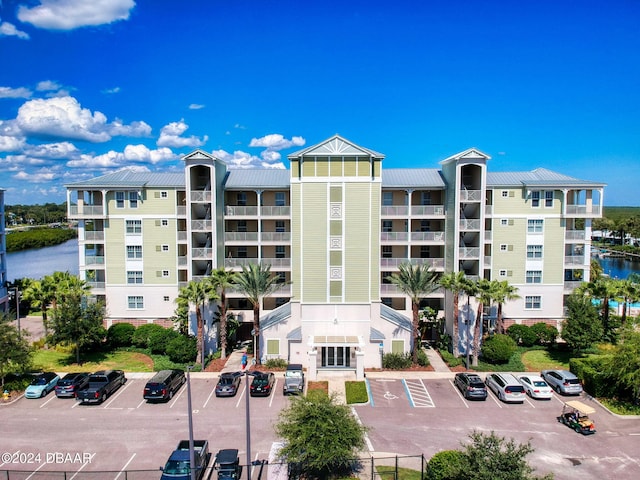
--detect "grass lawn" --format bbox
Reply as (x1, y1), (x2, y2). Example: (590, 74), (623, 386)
(32, 349), (154, 372)
(375, 466), (423, 480)
(521, 348), (572, 371)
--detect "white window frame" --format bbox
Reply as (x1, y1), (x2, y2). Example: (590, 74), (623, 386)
(501, 190), (509, 198)
(499, 269), (507, 277)
(527, 245), (543, 259)
(382, 191), (393, 206)
(545, 190), (554, 208)
(129, 191), (138, 208)
(526, 270), (542, 284)
(162, 270), (170, 278)
(500, 244), (507, 252)
(116, 191), (125, 209)
(160, 191), (168, 199)
(275, 192), (286, 207)
(501, 219), (508, 226)
(161, 219), (169, 227)
(127, 271), (143, 284)
(531, 190), (541, 207)
(126, 245), (142, 259)
(525, 295), (542, 309)
(126, 219), (142, 235)
(127, 296), (144, 309)
(162, 245), (169, 252)
(527, 219), (544, 233)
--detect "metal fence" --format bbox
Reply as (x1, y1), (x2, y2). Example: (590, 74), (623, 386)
(0, 454), (426, 480)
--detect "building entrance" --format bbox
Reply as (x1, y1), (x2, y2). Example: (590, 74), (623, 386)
(321, 346), (351, 367)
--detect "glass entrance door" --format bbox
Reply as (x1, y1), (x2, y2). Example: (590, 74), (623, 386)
(321, 347), (351, 367)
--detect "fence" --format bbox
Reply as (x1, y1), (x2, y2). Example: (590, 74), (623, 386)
(0, 454), (426, 480)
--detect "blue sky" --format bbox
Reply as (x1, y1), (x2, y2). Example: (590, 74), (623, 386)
(1, 0), (638, 206)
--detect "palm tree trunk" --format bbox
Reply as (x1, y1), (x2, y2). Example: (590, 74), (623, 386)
(496, 304), (504, 334)
(472, 304), (483, 367)
(220, 292), (227, 359)
(253, 304), (261, 365)
(196, 306), (203, 367)
(452, 293), (460, 357)
(412, 301), (420, 364)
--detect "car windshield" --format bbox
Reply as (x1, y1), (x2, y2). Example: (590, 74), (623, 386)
(31, 377), (47, 385)
(533, 381), (547, 387)
(285, 370), (302, 378)
(163, 460), (189, 474)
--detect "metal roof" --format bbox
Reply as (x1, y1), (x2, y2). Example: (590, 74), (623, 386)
(382, 168), (445, 188)
(487, 168), (606, 188)
(380, 304), (412, 332)
(65, 170), (185, 188)
(224, 169), (290, 189)
(260, 302), (292, 330)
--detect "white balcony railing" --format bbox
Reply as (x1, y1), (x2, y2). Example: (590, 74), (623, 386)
(565, 230), (586, 240)
(380, 232), (409, 242)
(69, 205), (104, 217)
(564, 255), (585, 265)
(566, 205), (601, 216)
(225, 232), (259, 242)
(381, 206), (410, 216)
(260, 206), (290, 216)
(410, 231), (445, 242)
(459, 247), (480, 259)
(190, 191), (211, 202)
(261, 232), (291, 242)
(192, 248), (213, 258)
(225, 206), (259, 216)
(459, 189), (482, 201)
(191, 220), (212, 231)
(84, 231), (104, 241)
(410, 205), (445, 216)
(459, 219), (481, 230)
(380, 258), (444, 269)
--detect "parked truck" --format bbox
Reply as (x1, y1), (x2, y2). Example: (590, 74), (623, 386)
(75, 370), (126, 404)
(214, 449), (241, 480)
(161, 440), (210, 480)
(283, 363), (305, 395)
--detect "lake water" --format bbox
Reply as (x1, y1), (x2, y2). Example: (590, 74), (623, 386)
(6, 239), (79, 282)
(595, 254), (640, 280)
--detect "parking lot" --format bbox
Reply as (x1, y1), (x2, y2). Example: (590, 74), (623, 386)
(1, 372), (640, 480)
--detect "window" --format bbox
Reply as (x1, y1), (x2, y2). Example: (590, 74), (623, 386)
(391, 340), (404, 354)
(500, 244), (507, 252)
(237, 247), (247, 258)
(382, 246), (393, 258)
(275, 220), (285, 233)
(128, 296), (144, 309)
(526, 270), (542, 284)
(501, 190), (509, 198)
(501, 219), (508, 226)
(276, 272), (286, 283)
(126, 220), (142, 234)
(237, 192), (247, 206)
(129, 191), (138, 208)
(126, 245), (142, 259)
(161, 219), (169, 227)
(527, 245), (543, 259)
(162, 245), (169, 252)
(527, 219), (543, 233)
(267, 339), (280, 355)
(420, 191), (431, 205)
(499, 269), (507, 276)
(382, 220), (393, 232)
(275, 192), (286, 207)
(275, 245), (285, 259)
(420, 220), (430, 232)
(382, 191), (393, 206)
(163, 296), (170, 302)
(525, 296), (541, 309)
(420, 246), (430, 258)
(545, 191), (553, 207)
(161, 191), (168, 199)
(237, 220), (247, 233)
(531, 191), (540, 207)
(127, 271), (143, 284)
(116, 191), (125, 208)
(162, 270), (170, 278)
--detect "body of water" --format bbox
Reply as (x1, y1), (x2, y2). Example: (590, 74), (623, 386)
(6, 239), (79, 282)
(595, 254), (640, 280)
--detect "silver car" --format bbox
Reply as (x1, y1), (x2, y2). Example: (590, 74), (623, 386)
(517, 374), (553, 399)
(485, 373), (525, 403)
(540, 370), (583, 395)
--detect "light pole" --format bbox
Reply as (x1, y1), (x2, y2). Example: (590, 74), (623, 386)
(245, 371), (252, 480)
(186, 365), (196, 480)
(11, 287), (20, 338)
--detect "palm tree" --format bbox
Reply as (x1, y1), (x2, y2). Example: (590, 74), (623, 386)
(178, 279), (217, 368)
(47, 271), (90, 308)
(438, 271), (470, 357)
(578, 276), (615, 337)
(386, 263), (440, 364)
(233, 263), (282, 365)
(472, 279), (493, 366)
(21, 278), (55, 336)
(209, 267), (237, 359)
(491, 280), (520, 335)
(614, 278), (640, 326)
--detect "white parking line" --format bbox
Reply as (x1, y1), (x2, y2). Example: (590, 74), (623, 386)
(136, 399), (145, 409)
(449, 379), (470, 408)
(351, 407), (374, 451)
(68, 460), (89, 480)
(169, 385), (186, 408)
(202, 386), (216, 409)
(113, 453), (136, 480)
(24, 460), (47, 479)
(487, 390), (503, 408)
(39, 394), (57, 408)
(404, 379), (435, 407)
(524, 397), (536, 408)
(236, 385), (247, 408)
(268, 379), (279, 407)
(104, 379), (134, 409)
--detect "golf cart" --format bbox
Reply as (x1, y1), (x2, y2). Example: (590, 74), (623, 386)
(558, 400), (596, 435)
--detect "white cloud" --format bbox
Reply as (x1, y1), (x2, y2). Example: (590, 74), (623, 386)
(261, 150), (281, 162)
(103, 87), (121, 94)
(0, 21), (30, 39)
(36, 80), (61, 92)
(0, 86), (32, 99)
(26, 141), (79, 158)
(157, 120), (207, 148)
(0, 136), (26, 152)
(188, 103), (205, 110)
(16, 96), (149, 142)
(17, 0), (136, 31)
(211, 148), (285, 170)
(13, 167), (59, 183)
(249, 134), (305, 150)
(67, 144), (176, 168)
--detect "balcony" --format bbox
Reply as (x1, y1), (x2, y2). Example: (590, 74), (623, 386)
(484, 230), (492, 242)
(178, 256), (188, 267)
(410, 231), (445, 242)
(192, 248), (213, 259)
(85, 255), (105, 265)
(68, 205), (104, 218)
(177, 231), (187, 242)
(380, 257), (444, 269)
(380, 232), (409, 242)
(459, 190), (482, 202)
(410, 205), (445, 216)
(459, 219), (481, 230)
(87, 281), (106, 291)
(564, 255), (585, 265)
(84, 231), (104, 242)
(225, 257), (291, 269)
(191, 220), (212, 231)
(565, 205), (602, 217)
(225, 206), (259, 216)
(260, 206), (290, 216)
(261, 232), (291, 242)
(459, 247), (480, 259)
(565, 230), (586, 241)
(225, 232), (259, 242)
(564, 281), (582, 291)
(381, 206), (409, 216)
(176, 206), (186, 217)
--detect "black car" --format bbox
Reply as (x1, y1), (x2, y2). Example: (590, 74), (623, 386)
(55, 372), (90, 398)
(215, 371), (243, 397)
(250, 372), (275, 397)
(144, 369), (186, 402)
(454, 372), (488, 400)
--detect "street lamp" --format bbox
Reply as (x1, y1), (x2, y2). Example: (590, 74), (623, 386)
(186, 365), (196, 480)
(10, 286), (20, 338)
(245, 370), (253, 480)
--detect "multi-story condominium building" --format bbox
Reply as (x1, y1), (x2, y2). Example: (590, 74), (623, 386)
(65, 135), (605, 378)
(0, 188), (8, 313)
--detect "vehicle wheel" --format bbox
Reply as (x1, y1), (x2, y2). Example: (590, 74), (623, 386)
(41, 390), (47, 398)
(554, 385), (560, 393)
(574, 425), (582, 433)
(101, 393), (107, 403)
(168, 390), (174, 400)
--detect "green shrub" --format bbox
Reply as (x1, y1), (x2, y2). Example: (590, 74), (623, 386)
(417, 349), (430, 367)
(131, 324), (166, 348)
(3, 375), (32, 393)
(166, 335), (197, 363)
(265, 358), (288, 370)
(426, 450), (466, 480)
(570, 355), (617, 398)
(530, 322), (558, 345)
(481, 334), (517, 364)
(506, 324), (537, 347)
(345, 381), (368, 404)
(439, 349), (464, 367)
(149, 328), (180, 354)
(382, 352), (413, 369)
(106, 323), (136, 348)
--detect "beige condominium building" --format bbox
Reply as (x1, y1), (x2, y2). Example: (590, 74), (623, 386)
(65, 135), (605, 379)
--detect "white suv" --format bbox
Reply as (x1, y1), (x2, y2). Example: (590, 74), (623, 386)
(485, 373), (525, 403)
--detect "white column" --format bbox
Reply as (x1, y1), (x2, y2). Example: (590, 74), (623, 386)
(307, 349), (317, 380)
